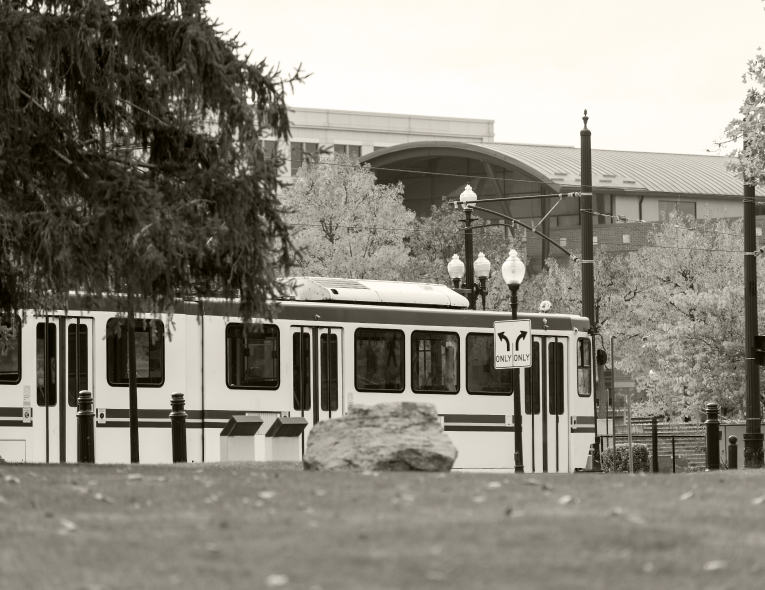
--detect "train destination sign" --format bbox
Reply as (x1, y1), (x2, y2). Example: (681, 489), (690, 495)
(493, 320), (532, 369)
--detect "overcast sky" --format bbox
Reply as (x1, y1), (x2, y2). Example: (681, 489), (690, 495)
(208, 0), (765, 155)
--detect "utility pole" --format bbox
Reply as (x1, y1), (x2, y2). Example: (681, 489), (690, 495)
(743, 131), (764, 467)
(580, 110), (598, 453)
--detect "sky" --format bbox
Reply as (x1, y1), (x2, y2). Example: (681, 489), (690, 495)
(207, 0), (765, 155)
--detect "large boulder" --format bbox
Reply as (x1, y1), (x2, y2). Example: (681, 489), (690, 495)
(303, 402), (457, 471)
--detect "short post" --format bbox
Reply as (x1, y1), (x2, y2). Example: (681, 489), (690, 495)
(651, 416), (659, 473)
(728, 435), (738, 470)
(76, 390), (95, 463)
(705, 402), (720, 471)
(170, 392), (187, 463)
(672, 436), (676, 474)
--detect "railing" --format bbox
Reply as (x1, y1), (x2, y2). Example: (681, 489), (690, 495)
(599, 433), (706, 473)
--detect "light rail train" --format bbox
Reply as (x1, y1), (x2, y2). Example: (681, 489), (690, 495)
(0, 277), (595, 471)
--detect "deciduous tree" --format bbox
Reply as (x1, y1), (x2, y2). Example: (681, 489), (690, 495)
(283, 153), (414, 280)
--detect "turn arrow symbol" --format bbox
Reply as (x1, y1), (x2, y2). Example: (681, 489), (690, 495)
(498, 332), (511, 351)
(515, 331), (528, 351)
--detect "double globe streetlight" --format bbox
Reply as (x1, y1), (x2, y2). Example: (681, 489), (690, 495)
(446, 184), (527, 473)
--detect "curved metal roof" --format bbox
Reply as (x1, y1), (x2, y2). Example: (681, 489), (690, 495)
(363, 141), (762, 197)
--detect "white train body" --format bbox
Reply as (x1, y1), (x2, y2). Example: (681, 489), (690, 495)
(0, 277), (595, 472)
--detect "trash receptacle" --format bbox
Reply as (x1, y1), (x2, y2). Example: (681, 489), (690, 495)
(220, 415), (264, 462)
(265, 417), (308, 461)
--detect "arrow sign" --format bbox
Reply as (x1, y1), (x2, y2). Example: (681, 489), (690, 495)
(494, 320), (532, 369)
(498, 332), (511, 351)
(515, 331), (527, 351)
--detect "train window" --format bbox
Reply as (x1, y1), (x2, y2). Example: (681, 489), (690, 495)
(293, 332), (310, 410)
(106, 318), (164, 387)
(524, 341), (540, 414)
(320, 333), (339, 411)
(354, 329), (405, 392)
(226, 324), (279, 390)
(577, 338), (592, 397)
(548, 341), (564, 415)
(411, 331), (459, 394)
(0, 315), (21, 385)
(36, 322), (56, 406)
(466, 333), (512, 395)
(67, 324), (89, 407)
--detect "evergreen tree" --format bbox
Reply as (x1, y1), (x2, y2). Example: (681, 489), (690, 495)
(0, 0), (304, 460)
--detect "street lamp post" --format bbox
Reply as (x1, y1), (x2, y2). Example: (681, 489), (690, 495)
(502, 249), (526, 473)
(447, 185), (491, 310)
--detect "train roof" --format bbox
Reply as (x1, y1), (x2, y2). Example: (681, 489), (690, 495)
(279, 277), (470, 309)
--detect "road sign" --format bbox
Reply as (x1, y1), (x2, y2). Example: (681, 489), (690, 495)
(494, 320), (532, 369)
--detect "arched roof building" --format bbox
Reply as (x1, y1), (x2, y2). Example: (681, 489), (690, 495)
(361, 141), (760, 272)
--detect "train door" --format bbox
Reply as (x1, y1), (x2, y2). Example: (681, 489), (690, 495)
(290, 326), (343, 446)
(524, 338), (543, 473)
(35, 316), (93, 463)
(568, 336), (595, 470)
(524, 335), (569, 473)
(545, 336), (569, 473)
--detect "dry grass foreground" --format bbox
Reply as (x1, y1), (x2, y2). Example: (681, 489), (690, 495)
(1, 463), (765, 590)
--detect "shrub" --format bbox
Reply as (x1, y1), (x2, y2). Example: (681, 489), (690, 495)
(601, 443), (651, 473)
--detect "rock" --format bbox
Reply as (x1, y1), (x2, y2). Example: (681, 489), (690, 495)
(303, 402), (457, 471)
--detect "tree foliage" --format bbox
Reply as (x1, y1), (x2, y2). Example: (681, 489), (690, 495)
(0, 0), (302, 321)
(283, 153), (414, 280)
(524, 215), (765, 420)
(403, 199), (516, 299)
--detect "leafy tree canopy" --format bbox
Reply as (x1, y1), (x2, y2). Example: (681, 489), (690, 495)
(283, 153), (414, 280)
(0, 0), (303, 321)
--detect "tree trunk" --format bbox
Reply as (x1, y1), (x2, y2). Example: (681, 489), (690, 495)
(128, 294), (139, 463)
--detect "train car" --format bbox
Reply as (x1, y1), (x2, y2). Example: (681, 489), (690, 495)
(0, 277), (595, 471)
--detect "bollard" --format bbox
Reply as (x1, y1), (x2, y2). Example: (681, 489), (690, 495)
(651, 416), (659, 473)
(728, 435), (738, 470)
(705, 402), (720, 471)
(671, 436), (676, 474)
(76, 390), (95, 463)
(170, 392), (187, 463)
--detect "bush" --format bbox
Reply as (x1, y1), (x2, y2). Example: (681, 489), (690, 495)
(601, 444), (651, 473)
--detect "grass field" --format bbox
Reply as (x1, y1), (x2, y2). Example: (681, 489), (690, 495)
(1, 463), (765, 590)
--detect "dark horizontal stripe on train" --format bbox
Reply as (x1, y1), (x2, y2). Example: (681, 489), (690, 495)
(444, 425), (514, 432)
(0, 407), (24, 417)
(99, 421), (212, 429)
(104, 408), (282, 420)
(61, 293), (589, 332)
(442, 414), (506, 424)
(0, 420), (32, 427)
(571, 427), (596, 434)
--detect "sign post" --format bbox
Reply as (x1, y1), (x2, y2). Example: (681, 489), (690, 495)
(494, 320), (532, 369)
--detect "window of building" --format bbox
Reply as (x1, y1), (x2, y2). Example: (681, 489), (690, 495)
(548, 341), (564, 415)
(106, 319), (164, 387)
(659, 200), (696, 221)
(67, 324), (88, 407)
(622, 234), (630, 244)
(355, 329), (404, 392)
(290, 142), (319, 176)
(36, 322), (56, 406)
(293, 332), (310, 410)
(320, 333), (339, 411)
(411, 331), (459, 394)
(333, 144), (361, 157)
(524, 341), (540, 414)
(466, 333), (512, 395)
(577, 338), (592, 397)
(226, 324), (279, 390)
(263, 140), (278, 159)
(0, 315), (21, 385)
(559, 237), (567, 247)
